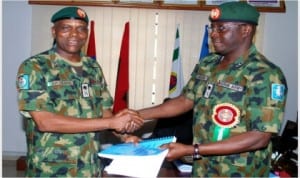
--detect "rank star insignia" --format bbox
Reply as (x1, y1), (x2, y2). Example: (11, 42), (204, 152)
(212, 103), (240, 128)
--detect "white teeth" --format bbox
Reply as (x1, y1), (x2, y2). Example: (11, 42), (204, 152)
(69, 40), (78, 45)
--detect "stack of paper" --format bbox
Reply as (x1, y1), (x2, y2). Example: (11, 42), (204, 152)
(98, 136), (176, 177)
(173, 159), (192, 173)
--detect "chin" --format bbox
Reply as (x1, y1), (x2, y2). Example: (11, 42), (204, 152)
(67, 48), (82, 53)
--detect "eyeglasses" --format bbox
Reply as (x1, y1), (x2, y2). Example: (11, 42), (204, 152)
(207, 23), (246, 33)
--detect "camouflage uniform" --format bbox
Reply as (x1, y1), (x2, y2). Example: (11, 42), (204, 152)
(16, 48), (113, 177)
(182, 45), (287, 177)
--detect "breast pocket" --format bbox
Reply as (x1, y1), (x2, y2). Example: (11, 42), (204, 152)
(79, 82), (104, 117)
(47, 80), (78, 99)
(47, 82), (79, 114)
(88, 82), (104, 98)
(213, 82), (246, 105)
(193, 78), (207, 99)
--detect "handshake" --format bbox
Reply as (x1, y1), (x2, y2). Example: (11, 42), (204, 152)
(110, 109), (144, 134)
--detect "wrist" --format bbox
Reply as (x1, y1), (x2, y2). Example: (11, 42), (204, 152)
(119, 133), (129, 142)
(193, 144), (202, 160)
(112, 131), (127, 141)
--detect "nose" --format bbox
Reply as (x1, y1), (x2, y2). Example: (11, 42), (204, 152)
(210, 31), (218, 39)
(69, 28), (79, 36)
(70, 28), (78, 37)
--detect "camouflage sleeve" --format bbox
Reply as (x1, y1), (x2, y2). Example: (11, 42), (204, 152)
(245, 68), (288, 133)
(16, 59), (54, 118)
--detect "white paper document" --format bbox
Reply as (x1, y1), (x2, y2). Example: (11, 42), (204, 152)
(98, 136), (176, 177)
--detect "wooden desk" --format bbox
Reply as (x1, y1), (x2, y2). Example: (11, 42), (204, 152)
(158, 161), (191, 177)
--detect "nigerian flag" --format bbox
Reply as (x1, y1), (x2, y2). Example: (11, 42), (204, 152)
(169, 25), (184, 98)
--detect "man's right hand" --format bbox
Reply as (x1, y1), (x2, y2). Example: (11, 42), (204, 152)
(110, 109), (144, 133)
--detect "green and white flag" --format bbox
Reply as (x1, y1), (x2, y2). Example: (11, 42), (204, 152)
(169, 25), (184, 98)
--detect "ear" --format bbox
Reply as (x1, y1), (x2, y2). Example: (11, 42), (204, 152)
(51, 26), (56, 39)
(241, 25), (252, 37)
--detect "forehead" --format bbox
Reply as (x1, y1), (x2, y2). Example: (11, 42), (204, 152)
(54, 19), (88, 26)
(210, 21), (240, 26)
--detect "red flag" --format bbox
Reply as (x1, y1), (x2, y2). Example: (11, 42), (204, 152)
(112, 22), (129, 114)
(87, 20), (96, 60)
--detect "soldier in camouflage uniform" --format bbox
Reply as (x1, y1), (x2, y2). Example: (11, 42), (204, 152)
(16, 7), (143, 177)
(138, 2), (287, 177)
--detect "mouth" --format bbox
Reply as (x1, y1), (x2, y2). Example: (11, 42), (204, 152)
(68, 39), (80, 46)
(212, 41), (222, 48)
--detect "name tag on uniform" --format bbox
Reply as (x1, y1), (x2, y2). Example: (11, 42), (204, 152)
(47, 80), (74, 87)
(82, 83), (90, 97)
(217, 81), (244, 92)
(196, 74), (208, 81)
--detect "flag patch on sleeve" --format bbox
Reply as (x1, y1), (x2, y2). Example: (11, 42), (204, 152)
(18, 74), (29, 89)
(271, 83), (285, 101)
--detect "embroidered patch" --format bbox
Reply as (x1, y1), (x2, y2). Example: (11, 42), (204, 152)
(18, 74), (29, 89)
(271, 83), (285, 101)
(212, 103), (240, 128)
(210, 7), (221, 20)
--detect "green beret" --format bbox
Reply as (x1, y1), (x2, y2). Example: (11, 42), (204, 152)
(51, 6), (89, 24)
(209, 2), (259, 25)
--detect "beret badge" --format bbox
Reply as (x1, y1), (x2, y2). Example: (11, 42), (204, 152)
(77, 8), (86, 19)
(210, 7), (221, 20)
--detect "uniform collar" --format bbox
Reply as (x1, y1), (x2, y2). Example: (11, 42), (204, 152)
(49, 47), (87, 68)
(216, 44), (257, 69)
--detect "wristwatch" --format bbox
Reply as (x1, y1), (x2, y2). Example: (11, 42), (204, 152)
(193, 144), (202, 160)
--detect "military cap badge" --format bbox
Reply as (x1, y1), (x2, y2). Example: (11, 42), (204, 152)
(210, 7), (221, 20)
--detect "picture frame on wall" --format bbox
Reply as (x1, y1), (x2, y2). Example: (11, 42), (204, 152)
(28, 0), (286, 12)
(201, 0), (285, 12)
